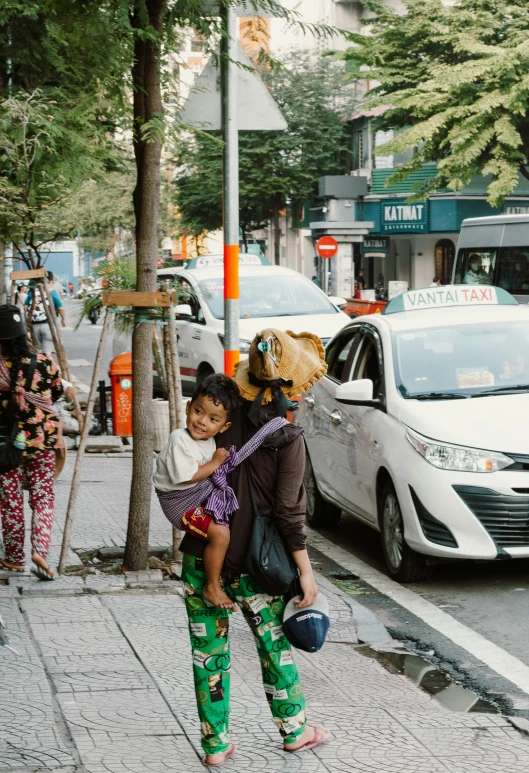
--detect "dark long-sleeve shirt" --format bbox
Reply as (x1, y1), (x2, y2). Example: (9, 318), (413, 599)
(179, 401), (307, 574)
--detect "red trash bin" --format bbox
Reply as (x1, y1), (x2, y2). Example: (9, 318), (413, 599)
(109, 353), (133, 437)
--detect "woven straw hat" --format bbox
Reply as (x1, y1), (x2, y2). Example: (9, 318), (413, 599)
(233, 328), (327, 404)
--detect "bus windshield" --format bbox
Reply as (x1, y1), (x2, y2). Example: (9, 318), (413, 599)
(454, 248), (529, 295)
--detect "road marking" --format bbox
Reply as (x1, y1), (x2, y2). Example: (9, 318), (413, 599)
(68, 359), (93, 367)
(307, 529), (529, 695)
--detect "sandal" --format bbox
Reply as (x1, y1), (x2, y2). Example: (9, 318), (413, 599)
(284, 724), (331, 754)
(31, 564), (55, 581)
(202, 743), (236, 767)
(0, 559), (25, 573)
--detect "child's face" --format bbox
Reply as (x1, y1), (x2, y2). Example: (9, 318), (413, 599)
(186, 395), (231, 441)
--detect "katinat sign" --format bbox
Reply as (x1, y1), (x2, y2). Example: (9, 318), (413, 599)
(381, 200), (429, 233)
(504, 203), (529, 215)
(361, 236), (389, 258)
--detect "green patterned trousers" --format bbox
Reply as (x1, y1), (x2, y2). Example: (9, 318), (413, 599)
(181, 554), (308, 754)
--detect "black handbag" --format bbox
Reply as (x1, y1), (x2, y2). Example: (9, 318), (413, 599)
(245, 467), (299, 596)
(0, 355), (37, 475)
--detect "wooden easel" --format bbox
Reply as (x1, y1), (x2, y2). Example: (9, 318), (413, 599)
(58, 289), (185, 573)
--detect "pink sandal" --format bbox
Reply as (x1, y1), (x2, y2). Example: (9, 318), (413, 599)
(284, 724), (331, 753)
(202, 743), (236, 767)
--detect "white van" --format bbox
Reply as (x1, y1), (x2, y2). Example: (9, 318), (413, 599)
(454, 214), (529, 303)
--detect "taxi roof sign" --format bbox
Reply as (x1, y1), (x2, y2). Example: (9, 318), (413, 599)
(383, 285), (518, 315)
(185, 253), (271, 270)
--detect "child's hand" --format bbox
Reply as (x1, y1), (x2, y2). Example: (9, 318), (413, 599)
(212, 448), (230, 467)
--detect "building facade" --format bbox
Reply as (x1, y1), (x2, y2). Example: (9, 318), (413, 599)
(268, 4), (529, 296)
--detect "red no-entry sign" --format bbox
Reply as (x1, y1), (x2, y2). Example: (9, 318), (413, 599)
(316, 236), (338, 259)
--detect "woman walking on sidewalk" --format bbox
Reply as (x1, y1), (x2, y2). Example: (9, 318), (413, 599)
(180, 329), (330, 766)
(0, 305), (64, 580)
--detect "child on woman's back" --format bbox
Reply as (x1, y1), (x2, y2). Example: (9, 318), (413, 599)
(153, 374), (240, 610)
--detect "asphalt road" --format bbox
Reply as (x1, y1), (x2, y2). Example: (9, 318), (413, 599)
(60, 298), (115, 391)
(58, 308), (529, 718)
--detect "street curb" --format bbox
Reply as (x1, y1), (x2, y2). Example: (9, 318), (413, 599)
(315, 571), (394, 646)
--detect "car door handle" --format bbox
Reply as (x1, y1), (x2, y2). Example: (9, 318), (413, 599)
(329, 410), (342, 425)
(305, 394), (315, 407)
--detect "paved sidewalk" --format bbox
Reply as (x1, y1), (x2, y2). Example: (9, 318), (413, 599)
(1, 456), (529, 772)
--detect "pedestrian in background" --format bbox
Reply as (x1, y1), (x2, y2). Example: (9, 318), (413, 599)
(311, 275), (322, 289)
(0, 305), (63, 580)
(24, 275), (66, 356)
(180, 328), (330, 766)
(14, 284), (28, 313)
(47, 274), (65, 299)
(430, 276), (442, 286)
(358, 268), (366, 289)
(68, 281), (74, 296)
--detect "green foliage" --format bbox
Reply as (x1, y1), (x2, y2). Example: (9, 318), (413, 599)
(75, 256), (137, 330)
(0, 0), (132, 98)
(0, 90), (119, 263)
(65, 169), (136, 256)
(172, 51), (359, 238)
(341, 0), (529, 205)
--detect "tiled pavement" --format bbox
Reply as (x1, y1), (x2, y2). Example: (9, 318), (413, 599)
(2, 457), (529, 771)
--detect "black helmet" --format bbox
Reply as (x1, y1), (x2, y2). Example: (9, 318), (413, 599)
(0, 304), (27, 340)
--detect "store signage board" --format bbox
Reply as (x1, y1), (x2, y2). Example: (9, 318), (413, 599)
(381, 200), (429, 233)
(504, 202), (529, 215)
(361, 236), (389, 258)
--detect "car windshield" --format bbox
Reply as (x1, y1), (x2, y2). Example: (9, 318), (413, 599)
(197, 274), (338, 319)
(393, 321), (529, 398)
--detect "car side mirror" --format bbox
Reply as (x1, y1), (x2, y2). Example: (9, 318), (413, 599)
(174, 303), (193, 319)
(329, 296), (347, 310)
(335, 379), (386, 412)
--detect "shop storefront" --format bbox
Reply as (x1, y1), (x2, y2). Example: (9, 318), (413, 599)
(362, 191), (529, 290)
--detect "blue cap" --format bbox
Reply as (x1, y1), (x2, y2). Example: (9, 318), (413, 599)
(282, 592), (330, 653)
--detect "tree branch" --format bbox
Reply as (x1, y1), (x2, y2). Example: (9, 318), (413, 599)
(519, 164), (529, 182)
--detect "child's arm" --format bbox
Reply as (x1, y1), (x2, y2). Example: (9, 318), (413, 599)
(188, 448), (230, 483)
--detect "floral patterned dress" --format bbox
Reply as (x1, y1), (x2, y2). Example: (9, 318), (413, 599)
(0, 354), (63, 566)
(0, 353), (63, 454)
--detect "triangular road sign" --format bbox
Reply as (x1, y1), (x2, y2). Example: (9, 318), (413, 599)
(179, 42), (287, 131)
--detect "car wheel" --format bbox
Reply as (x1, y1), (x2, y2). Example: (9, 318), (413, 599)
(304, 451), (341, 528)
(379, 480), (432, 583)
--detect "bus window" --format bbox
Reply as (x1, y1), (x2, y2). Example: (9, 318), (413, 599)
(495, 248), (529, 295)
(454, 249), (496, 285)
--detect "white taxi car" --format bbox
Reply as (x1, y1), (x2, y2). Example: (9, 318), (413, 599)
(299, 285), (529, 582)
(155, 256), (350, 393)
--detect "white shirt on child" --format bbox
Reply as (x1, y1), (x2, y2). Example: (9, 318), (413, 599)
(153, 428), (216, 492)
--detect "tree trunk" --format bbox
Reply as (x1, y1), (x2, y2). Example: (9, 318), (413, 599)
(0, 239), (5, 304)
(124, 0), (165, 571)
(273, 206), (281, 266)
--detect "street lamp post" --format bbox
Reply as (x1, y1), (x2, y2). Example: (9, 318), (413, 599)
(221, 4), (240, 376)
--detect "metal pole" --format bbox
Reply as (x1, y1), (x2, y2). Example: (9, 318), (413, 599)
(58, 310), (112, 574)
(221, 4), (240, 376)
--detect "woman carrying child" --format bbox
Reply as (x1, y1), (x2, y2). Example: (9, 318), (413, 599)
(175, 329), (330, 766)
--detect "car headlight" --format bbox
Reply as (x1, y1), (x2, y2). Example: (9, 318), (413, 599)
(217, 334), (252, 354)
(405, 428), (513, 473)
